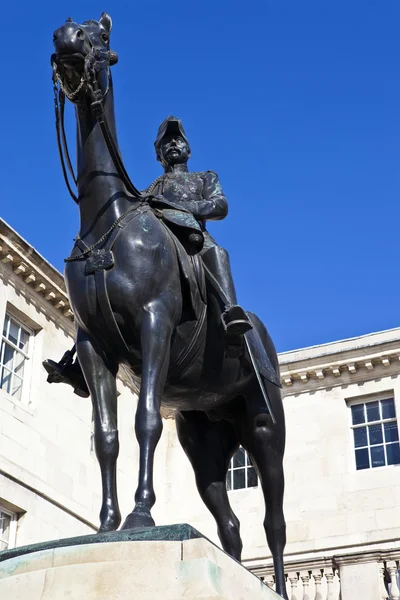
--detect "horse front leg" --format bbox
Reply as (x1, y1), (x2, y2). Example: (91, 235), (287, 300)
(121, 308), (173, 529)
(76, 327), (121, 532)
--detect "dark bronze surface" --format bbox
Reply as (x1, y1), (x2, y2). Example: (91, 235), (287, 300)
(46, 13), (288, 597)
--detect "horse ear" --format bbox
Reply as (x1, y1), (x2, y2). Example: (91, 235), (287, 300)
(99, 12), (112, 33)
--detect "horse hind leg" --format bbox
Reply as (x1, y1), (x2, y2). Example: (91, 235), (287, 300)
(176, 410), (243, 560)
(240, 384), (288, 599)
(76, 327), (121, 532)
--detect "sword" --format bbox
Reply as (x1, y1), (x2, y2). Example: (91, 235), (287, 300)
(201, 262), (279, 424)
(244, 333), (277, 425)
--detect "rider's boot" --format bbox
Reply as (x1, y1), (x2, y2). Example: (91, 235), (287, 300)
(201, 246), (252, 356)
(42, 347), (89, 398)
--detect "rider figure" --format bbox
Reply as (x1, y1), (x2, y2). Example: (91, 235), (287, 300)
(43, 116), (252, 395)
(148, 115), (252, 341)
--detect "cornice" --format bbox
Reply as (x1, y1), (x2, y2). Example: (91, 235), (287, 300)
(279, 343), (400, 394)
(0, 233), (73, 323)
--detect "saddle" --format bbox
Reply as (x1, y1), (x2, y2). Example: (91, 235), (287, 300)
(155, 212), (208, 381)
(152, 207), (206, 319)
(154, 208), (205, 256)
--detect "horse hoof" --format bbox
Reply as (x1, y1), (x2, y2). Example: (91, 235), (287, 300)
(120, 507), (155, 530)
(97, 523), (119, 534)
(98, 509), (121, 533)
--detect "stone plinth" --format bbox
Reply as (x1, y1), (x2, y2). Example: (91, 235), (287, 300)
(0, 524), (280, 599)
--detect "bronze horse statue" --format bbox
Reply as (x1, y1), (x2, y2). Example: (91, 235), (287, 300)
(50, 13), (288, 598)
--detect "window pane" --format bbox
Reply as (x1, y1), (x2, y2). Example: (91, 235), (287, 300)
(386, 443), (400, 466)
(366, 402), (380, 423)
(233, 447), (246, 468)
(14, 352), (25, 378)
(370, 445), (385, 468)
(384, 422), (399, 443)
(233, 468), (245, 490)
(8, 320), (18, 346)
(368, 424), (383, 446)
(352, 404), (365, 425)
(381, 399), (396, 420)
(0, 315), (29, 402)
(11, 375), (23, 400)
(247, 454), (256, 468)
(2, 343), (14, 370)
(247, 467), (258, 488)
(354, 427), (367, 448)
(355, 448), (369, 470)
(1, 368), (11, 393)
(2, 315), (9, 337)
(0, 512), (11, 544)
(226, 472), (232, 491)
(18, 329), (29, 351)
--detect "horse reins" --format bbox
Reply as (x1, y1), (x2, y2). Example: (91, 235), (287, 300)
(52, 43), (143, 204)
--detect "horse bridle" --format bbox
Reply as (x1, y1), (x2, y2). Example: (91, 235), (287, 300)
(52, 38), (143, 203)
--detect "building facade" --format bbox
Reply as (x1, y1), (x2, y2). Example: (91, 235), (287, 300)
(0, 219), (141, 547)
(0, 219), (399, 599)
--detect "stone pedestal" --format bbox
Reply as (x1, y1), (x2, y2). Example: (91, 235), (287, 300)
(335, 553), (383, 600)
(0, 524), (280, 599)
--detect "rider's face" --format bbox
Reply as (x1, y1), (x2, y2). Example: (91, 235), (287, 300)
(160, 135), (190, 166)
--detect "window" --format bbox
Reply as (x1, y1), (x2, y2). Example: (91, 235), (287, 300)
(0, 506), (17, 550)
(0, 314), (31, 402)
(226, 447), (258, 490)
(350, 398), (400, 470)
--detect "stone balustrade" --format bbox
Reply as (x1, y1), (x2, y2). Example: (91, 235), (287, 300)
(251, 549), (400, 600)
(380, 559), (400, 599)
(256, 562), (340, 600)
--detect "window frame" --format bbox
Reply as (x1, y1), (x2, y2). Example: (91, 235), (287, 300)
(227, 447), (258, 492)
(0, 505), (17, 550)
(348, 395), (400, 472)
(0, 312), (33, 405)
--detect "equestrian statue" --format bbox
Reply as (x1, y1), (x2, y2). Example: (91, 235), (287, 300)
(45, 13), (289, 598)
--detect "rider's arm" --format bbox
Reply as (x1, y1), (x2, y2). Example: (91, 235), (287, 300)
(188, 171), (228, 221)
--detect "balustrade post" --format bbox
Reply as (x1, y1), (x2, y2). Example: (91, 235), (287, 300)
(312, 570), (323, 600)
(300, 571), (310, 600)
(387, 561), (400, 600)
(288, 572), (300, 600)
(265, 573), (275, 590)
(378, 563), (389, 600)
(325, 568), (335, 600)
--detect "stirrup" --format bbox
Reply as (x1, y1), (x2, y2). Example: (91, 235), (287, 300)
(42, 359), (89, 398)
(221, 305), (253, 337)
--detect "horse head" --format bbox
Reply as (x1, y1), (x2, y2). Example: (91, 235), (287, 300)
(52, 12), (118, 104)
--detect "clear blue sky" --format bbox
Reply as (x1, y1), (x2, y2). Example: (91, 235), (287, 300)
(0, 1), (398, 352)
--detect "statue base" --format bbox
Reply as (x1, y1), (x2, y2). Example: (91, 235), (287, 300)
(0, 524), (280, 599)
